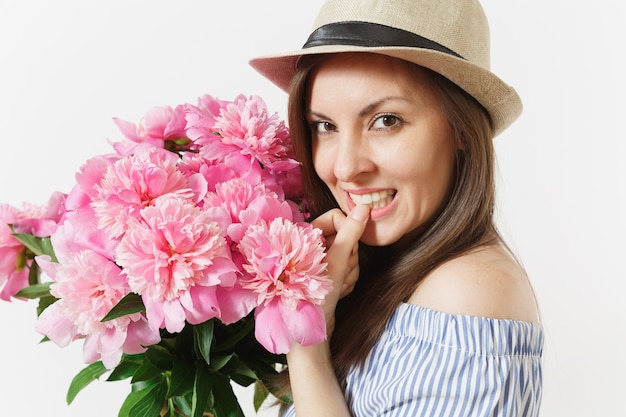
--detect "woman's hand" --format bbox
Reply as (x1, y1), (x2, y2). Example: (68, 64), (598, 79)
(311, 204), (370, 336)
(285, 204), (370, 417)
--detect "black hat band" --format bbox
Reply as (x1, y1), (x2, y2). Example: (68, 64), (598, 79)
(303, 21), (464, 59)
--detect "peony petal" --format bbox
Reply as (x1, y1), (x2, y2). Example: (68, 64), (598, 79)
(35, 303), (78, 347)
(254, 299), (292, 354)
(82, 332), (101, 365)
(0, 269), (29, 301)
(185, 286), (220, 325)
(162, 299), (186, 333)
(112, 117), (140, 141)
(89, 327), (126, 368)
(279, 300), (327, 347)
(215, 283), (258, 324)
(33, 255), (57, 279)
(123, 316), (161, 353)
(144, 297), (165, 331)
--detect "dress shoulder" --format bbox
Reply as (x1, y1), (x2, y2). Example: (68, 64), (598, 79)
(343, 303), (544, 416)
(388, 303), (544, 356)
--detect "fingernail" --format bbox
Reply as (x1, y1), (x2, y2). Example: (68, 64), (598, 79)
(350, 205), (370, 222)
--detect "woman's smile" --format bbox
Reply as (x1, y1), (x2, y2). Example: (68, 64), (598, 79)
(345, 189), (397, 217)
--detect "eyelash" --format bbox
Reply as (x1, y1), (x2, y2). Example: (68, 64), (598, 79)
(370, 113), (402, 130)
(309, 121), (336, 136)
(309, 113), (403, 136)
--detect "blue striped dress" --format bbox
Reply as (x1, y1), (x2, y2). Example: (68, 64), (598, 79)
(282, 303), (543, 416)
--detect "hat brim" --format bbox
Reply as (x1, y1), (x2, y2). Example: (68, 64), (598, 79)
(250, 45), (522, 137)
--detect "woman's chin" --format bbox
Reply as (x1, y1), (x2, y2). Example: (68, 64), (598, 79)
(359, 227), (399, 248)
(359, 223), (426, 250)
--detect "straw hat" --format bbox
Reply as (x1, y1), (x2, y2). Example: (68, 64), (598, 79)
(249, 0), (522, 136)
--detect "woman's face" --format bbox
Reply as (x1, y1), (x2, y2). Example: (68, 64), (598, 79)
(307, 54), (457, 247)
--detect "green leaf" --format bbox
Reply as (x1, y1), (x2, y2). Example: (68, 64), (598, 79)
(11, 229), (58, 261)
(107, 354), (145, 381)
(192, 320), (214, 365)
(254, 366), (291, 405)
(191, 365), (212, 417)
(253, 381), (270, 412)
(131, 360), (162, 383)
(37, 294), (57, 316)
(229, 373), (256, 388)
(209, 353), (233, 372)
(14, 282), (52, 299)
(27, 261), (40, 285)
(15, 282), (52, 300)
(101, 292), (145, 322)
(118, 379), (164, 417)
(145, 344), (174, 371)
(118, 390), (143, 417)
(167, 396), (193, 414)
(129, 377), (168, 417)
(214, 318), (254, 353)
(168, 396), (192, 417)
(225, 356), (258, 386)
(66, 361), (107, 404)
(167, 358), (195, 397)
(212, 374), (245, 417)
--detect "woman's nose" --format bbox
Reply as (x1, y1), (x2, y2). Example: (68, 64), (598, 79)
(333, 133), (374, 182)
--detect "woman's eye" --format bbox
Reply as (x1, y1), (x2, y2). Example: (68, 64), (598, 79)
(311, 121), (336, 134)
(371, 114), (401, 130)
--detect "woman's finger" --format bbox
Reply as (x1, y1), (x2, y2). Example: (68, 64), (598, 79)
(311, 208), (347, 238)
(325, 205), (370, 266)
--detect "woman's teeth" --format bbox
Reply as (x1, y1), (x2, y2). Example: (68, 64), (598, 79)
(349, 190), (395, 209)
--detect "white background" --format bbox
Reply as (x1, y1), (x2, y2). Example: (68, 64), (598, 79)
(0, 1), (624, 416)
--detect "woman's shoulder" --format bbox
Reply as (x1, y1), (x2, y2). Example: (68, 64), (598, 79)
(407, 243), (540, 323)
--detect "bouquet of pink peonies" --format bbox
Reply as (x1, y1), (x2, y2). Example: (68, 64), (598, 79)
(0, 94), (330, 416)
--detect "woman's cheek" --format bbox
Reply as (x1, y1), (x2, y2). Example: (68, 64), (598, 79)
(312, 143), (334, 184)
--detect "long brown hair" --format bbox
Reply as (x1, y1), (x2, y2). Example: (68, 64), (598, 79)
(284, 52), (498, 388)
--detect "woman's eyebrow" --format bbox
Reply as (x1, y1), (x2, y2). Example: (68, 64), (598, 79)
(358, 96), (410, 117)
(307, 96), (411, 120)
(307, 110), (328, 119)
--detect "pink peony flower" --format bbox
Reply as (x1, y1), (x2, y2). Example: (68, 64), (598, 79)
(0, 204), (30, 301)
(267, 165), (304, 201)
(213, 95), (299, 171)
(91, 147), (193, 239)
(35, 251), (160, 368)
(51, 209), (118, 263)
(184, 94), (228, 144)
(72, 154), (121, 201)
(0, 193), (66, 300)
(112, 104), (189, 156)
(238, 218), (330, 353)
(204, 178), (295, 243)
(81, 314), (159, 369)
(115, 196), (238, 333)
(10, 191), (66, 238)
(179, 148), (264, 198)
(45, 155), (125, 261)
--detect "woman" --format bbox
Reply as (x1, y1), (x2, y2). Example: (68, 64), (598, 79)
(250, 0), (543, 416)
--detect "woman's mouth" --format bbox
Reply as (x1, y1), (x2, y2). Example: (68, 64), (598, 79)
(348, 190), (395, 210)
